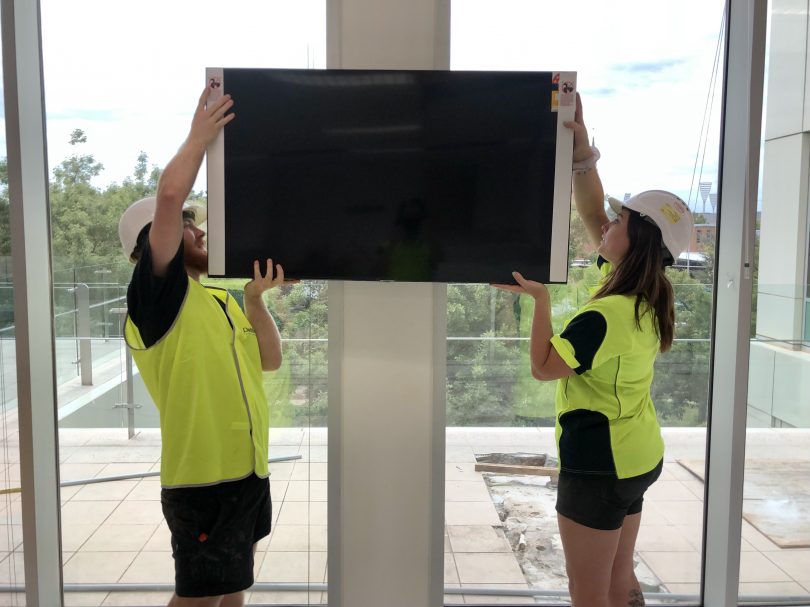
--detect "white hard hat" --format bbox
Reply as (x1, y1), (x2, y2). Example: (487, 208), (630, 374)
(608, 190), (694, 260)
(118, 196), (207, 262)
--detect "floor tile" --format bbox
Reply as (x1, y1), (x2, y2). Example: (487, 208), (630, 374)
(738, 581), (809, 596)
(445, 480), (493, 502)
(269, 480), (289, 502)
(257, 551), (327, 583)
(739, 551), (792, 583)
(0, 525), (22, 551)
(653, 500), (704, 526)
(62, 551), (137, 583)
(248, 590), (324, 605)
(61, 500), (119, 527)
(447, 525), (512, 553)
(268, 525), (327, 552)
(761, 550), (810, 583)
(462, 584), (536, 604)
(445, 463), (484, 482)
(124, 479), (162, 501)
(275, 501), (326, 526)
(0, 552), (25, 583)
(142, 524), (171, 552)
(638, 550), (701, 584)
(72, 480), (138, 502)
(64, 591), (106, 606)
(444, 553), (459, 584)
(635, 525), (696, 552)
(285, 480), (326, 502)
(101, 591), (173, 606)
(445, 502), (501, 526)
(119, 551), (174, 583)
(61, 524), (100, 552)
(106, 500), (163, 525)
(454, 553), (526, 584)
(84, 523), (160, 552)
(645, 480), (700, 501)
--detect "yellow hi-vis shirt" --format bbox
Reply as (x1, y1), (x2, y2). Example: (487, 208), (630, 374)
(550, 261), (664, 479)
(124, 279), (269, 488)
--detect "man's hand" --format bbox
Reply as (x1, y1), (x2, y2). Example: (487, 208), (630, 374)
(187, 86), (235, 150)
(244, 259), (296, 301)
(492, 272), (550, 301)
(562, 92), (593, 163)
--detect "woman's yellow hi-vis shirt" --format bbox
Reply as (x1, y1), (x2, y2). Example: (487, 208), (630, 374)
(125, 280), (269, 488)
(550, 261), (664, 479)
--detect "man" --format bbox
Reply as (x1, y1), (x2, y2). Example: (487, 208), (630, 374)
(119, 85), (287, 606)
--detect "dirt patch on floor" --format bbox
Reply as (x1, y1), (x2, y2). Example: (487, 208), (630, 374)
(478, 453), (664, 593)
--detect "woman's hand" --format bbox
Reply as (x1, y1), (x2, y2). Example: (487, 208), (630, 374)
(492, 272), (550, 301)
(562, 93), (593, 163)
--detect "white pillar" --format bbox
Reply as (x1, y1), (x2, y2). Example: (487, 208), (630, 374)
(756, 0), (810, 344)
(327, 1), (449, 606)
(1, 0), (64, 604)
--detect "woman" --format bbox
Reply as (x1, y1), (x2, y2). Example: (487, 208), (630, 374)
(495, 94), (693, 607)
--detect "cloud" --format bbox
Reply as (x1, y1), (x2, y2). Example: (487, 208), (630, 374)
(611, 58), (688, 75)
(580, 87), (617, 97)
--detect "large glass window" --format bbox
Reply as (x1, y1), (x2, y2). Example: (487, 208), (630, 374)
(39, 1), (327, 604)
(742, 0), (810, 601)
(447, 1), (723, 602)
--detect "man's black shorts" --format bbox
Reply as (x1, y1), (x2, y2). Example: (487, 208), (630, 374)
(555, 459), (663, 530)
(161, 473), (272, 598)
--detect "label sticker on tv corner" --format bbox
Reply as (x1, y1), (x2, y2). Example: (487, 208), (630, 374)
(559, 80), (575, 106)
(208, 75), (223, 102)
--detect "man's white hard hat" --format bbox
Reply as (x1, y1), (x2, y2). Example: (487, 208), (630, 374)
(608, 190), (694, 260)
(118, 196), (207, 262)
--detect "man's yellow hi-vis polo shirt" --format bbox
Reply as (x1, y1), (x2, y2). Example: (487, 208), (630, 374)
(124, 279), (269, 488)
(550, 260), (664, 479)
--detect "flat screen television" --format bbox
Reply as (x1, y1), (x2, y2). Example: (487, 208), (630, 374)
(205, 67), (575, 284)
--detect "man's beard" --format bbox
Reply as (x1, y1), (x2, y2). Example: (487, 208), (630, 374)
(184, 245), (208, 275)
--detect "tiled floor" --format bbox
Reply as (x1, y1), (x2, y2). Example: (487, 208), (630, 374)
(0, 424), (809, 604)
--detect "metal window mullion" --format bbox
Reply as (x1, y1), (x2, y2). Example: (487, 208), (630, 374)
(1, 0), (64, 605)
(703, 1), (767, 606)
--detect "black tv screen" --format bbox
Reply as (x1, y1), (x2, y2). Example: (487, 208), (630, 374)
(205, 68), (575, 284)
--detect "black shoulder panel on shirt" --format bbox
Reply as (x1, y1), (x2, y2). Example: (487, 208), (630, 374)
(560, 310), (608, 374)
(126, 240), (188, 348)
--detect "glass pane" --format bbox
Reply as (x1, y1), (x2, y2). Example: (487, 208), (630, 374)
(741, 0), (810, 601)
(448, 1), (723, 603)
(0, 18), (27, 605)
(39, 1), (326, 604)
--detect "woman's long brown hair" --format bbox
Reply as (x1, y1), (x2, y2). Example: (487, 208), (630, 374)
(592, 211), (675, 352)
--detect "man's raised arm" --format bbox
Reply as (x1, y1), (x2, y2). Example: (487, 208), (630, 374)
(149, 86), (234, 276)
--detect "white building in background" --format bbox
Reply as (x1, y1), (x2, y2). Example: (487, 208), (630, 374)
(749, 0), (810, 428)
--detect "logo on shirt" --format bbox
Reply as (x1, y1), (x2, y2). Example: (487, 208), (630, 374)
(242, 327), (256, 335)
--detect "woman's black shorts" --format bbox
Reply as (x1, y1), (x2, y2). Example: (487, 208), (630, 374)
(161, 473), (272, 598)
(555, 460), (663, 530)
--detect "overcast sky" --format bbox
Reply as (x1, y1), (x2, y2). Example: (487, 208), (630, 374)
(5, 0), (729, 212)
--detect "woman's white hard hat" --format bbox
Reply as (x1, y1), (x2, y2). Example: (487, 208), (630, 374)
(118, 196), (207, 262)
(607, 190), (694, 260)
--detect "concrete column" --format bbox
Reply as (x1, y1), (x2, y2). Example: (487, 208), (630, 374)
(756, 0), (810, 344)
(327, 1), (449, 606)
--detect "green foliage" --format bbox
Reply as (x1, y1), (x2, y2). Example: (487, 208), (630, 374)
(0, 131), (717, 430)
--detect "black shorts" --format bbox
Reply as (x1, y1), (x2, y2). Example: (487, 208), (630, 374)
(555, 460), (663, 531)
(161, 473), (272, 598)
